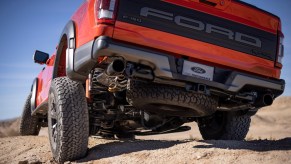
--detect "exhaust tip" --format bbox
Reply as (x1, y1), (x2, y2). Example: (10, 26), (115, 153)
(263, 94), (273, 106)
(112, 59), (125, 73)
(106, 59), (125, 76)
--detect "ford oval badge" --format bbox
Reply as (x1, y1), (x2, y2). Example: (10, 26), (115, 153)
(191, 67), (206, 74)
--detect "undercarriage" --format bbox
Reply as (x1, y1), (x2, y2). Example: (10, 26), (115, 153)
(87, 58), (198, 137)
(86, 56), (278, 138)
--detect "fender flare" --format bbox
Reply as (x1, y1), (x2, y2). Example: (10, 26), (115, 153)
(30, 78), (38, 113)
(52, 20), (86, 81)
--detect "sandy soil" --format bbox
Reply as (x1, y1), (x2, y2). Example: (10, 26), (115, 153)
(0, 97), (291, 164)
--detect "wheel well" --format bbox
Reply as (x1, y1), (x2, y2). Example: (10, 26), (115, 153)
(52, 21), (76, 79)
(58, 36), (67, 77)
(52, 35), (68, 78)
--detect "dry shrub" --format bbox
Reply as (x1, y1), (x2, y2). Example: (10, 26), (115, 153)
(0, 118), (20, 138)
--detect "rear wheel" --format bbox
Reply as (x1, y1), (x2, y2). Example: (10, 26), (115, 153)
(48, 77), (89, 162)
(198, 112), (251, 140)
(19, 93), (40, 136)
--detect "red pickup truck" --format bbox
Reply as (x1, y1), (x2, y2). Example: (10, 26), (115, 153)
(19, 0), (285, 162)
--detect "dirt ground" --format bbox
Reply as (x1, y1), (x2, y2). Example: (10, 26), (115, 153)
(0, 96), (291, 164)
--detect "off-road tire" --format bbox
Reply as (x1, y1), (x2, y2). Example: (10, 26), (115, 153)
(198, 112), (251, 140)
(126, 80), (218, 116)
(19, 93), (41, 136)
(48, 77), (89, 163)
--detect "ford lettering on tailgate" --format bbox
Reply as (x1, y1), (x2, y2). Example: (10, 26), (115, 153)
(116, 0), (278, 61)
(140, 7), (262, 48)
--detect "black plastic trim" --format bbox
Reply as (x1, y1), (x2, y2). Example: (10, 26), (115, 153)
(53, 20), (86, 81)
(32, 101), (48, 116)
(74, 40), (96, 77)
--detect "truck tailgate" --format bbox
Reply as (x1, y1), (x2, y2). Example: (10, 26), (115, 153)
(112, 0), (280, 78)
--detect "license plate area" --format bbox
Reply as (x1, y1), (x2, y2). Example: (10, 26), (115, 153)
(182, 61), (214, 81)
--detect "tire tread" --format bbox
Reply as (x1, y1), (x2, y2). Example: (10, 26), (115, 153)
(48, 77), (89, 162)
(19, 93), (40, 136)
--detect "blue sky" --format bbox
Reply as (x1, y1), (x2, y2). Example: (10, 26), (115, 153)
(0, 0), (290, 120)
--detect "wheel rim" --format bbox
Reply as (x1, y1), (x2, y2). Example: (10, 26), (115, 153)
(49, 93), (58, 150)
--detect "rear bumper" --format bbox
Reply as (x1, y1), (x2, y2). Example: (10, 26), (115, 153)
(71, 36), (285, 95)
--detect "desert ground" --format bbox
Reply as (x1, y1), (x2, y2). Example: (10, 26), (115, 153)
(0, 96), (291, 164)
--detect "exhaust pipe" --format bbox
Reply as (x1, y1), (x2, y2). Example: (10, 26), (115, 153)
(91, 59), (127, 92)
(106, 59), (125, 76)
(263, 94), (274, 106)
(255, 94), (274, 107)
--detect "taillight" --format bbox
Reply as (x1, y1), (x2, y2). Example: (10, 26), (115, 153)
(95, 0), (118, 24)
(276, 32), (284, 68)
